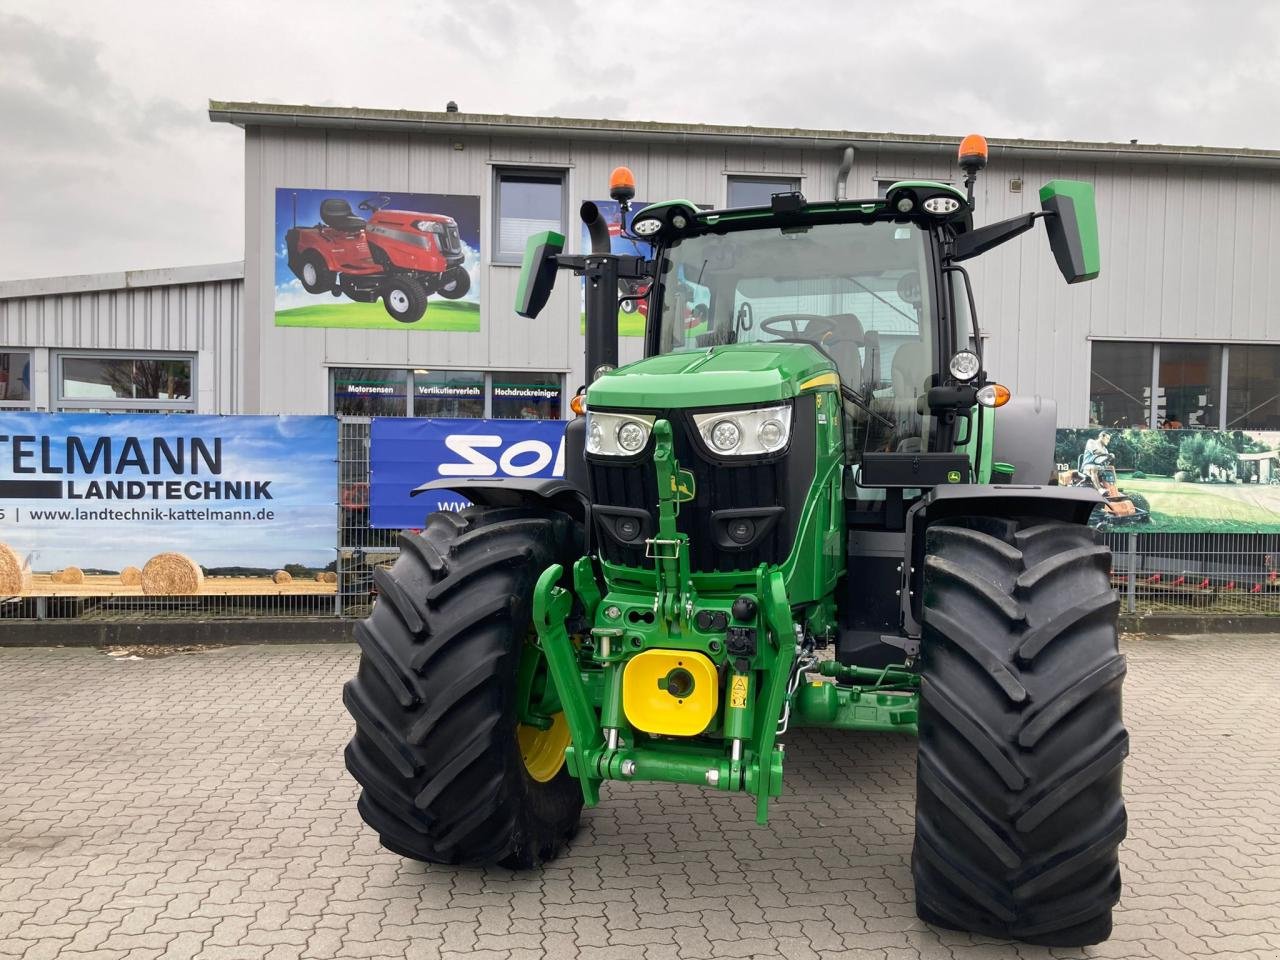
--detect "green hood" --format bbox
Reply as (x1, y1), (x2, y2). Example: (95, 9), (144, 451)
(587, 343), (835, 409)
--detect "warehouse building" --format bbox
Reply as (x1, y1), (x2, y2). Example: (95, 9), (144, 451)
(3, 101), (1280, 435)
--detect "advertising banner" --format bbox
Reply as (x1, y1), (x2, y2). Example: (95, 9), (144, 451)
(369, 418), (566, 529)
(0, 414), (337, 597)
(1056, 427), (1280, 533)
(274, 188), (480, 331)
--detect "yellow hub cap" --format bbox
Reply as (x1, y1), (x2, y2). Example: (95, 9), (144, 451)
(517, 712), (570, 782)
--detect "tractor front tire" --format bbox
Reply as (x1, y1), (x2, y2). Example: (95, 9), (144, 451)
(383, 276), (429, 323)
(437, 266), (471, 300)
(914, 518), (1127, 946)
(343, 506), (584, 868)
(299, 251), (333, 294)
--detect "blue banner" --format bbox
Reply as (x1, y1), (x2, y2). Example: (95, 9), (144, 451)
(370, 418), (566, 529)
(0, 414), (337, 596)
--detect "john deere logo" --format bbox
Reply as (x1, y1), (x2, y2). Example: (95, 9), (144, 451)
(672, 468), (696, 502)
(946, 470), (962, 483)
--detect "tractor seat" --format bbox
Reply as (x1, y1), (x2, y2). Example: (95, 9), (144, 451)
(320, 199), (367, 233)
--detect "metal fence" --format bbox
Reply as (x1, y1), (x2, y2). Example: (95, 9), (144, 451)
(1104, 530), (1280, 615)
(5, 416), (1280, 622)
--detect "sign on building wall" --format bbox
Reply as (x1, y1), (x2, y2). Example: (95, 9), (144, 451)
(274, 188), (481, 331)
(1057, 427), (1280, 533)
(368, 418), (565, 528)
(0, 414), (337, 597)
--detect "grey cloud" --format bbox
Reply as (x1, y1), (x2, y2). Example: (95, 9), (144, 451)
(1, 0), (1279, 279)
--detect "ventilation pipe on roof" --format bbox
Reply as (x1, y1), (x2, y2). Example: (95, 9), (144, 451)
(835, 146), (855, 200)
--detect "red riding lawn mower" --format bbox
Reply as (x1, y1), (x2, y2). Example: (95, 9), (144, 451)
(286, 194), (471, 323)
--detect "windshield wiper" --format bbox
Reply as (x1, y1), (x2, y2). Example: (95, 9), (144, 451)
(840, 383), (895, 431)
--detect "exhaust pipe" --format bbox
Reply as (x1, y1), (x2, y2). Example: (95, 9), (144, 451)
(581, 201), (611, 254)
(835, 147), (855, 201)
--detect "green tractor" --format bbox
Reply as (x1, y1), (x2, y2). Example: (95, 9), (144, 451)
(343, 135), (1126, 947)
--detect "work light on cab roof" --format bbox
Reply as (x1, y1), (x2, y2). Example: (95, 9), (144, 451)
(346, 128), (1122, 951)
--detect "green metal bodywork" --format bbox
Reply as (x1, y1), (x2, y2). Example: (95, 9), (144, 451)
(519, 177), (1100, 821)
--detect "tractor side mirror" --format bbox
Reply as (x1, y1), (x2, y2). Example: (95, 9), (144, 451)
(1040, 180), (1100, 284)
(514, 230), (566, 319)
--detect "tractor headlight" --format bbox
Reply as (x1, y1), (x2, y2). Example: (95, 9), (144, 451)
(692, 404), (792, 457)
(415, 220), (442, 233)
(585, 411), (655, 456)
(948, 350), (981, 382)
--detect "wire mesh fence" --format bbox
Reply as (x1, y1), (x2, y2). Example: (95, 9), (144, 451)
(1104, 530), (1280, 616)
(5, 415), (1280, 622)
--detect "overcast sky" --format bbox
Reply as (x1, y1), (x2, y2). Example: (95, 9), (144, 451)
(2, 0), (1278, 281)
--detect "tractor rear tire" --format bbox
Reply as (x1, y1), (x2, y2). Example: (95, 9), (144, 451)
(913, 518), (1127, 946)
(343, 506), (584, 868)
(299, 251), (333, 294)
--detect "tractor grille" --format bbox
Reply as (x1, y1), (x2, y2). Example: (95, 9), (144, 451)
(587, 395), (817, 574)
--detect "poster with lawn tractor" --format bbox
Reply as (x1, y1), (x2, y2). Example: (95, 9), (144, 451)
(275, 188), (480, 331)
(1056, 426), (1280, 533)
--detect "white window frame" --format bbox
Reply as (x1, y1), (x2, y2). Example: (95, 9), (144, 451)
(492, 167), (569, 265)
(0, 348), (35, 410)
(54, 350), (197, 412)
(725, 174), (802, 208)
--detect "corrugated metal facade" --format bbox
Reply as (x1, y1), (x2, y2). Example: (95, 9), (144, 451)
(240, 118), (1280, 425)
(0, 267), (242, 413)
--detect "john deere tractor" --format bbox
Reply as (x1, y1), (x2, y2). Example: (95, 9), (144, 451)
(343, 136), (1127, 947)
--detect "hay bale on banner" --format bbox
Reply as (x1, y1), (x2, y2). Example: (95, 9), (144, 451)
(141, 553), (204, 595)
(324, 572), (338, 584)
(0, 543), (32, 596)
(120, 566), (143, 586)
(314, 573), (326, 582)
(272, 570), (293, 585)
(57, 566), (85, 585)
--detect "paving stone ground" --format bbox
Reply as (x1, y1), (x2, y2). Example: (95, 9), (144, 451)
(1, 635), (1277, 960)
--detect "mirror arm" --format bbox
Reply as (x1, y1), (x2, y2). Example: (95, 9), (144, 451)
(948, 211), (1044, 262)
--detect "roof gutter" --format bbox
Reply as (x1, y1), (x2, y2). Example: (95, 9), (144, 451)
(208, 102), (1280, 171)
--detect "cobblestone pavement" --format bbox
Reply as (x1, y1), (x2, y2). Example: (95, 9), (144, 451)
(1, 635), (1278, 960)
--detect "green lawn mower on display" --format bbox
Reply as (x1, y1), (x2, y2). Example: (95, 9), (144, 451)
(343, 135), (1127, 947)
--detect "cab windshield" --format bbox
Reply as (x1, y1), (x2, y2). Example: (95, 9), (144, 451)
(655, 220), (935, 457)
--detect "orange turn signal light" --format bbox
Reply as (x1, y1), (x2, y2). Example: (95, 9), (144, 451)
(976, 383), (1011, 408)
(958, 133), (988, 169)
(569, 393), (587, 416)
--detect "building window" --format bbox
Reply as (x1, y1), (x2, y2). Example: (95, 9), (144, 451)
(876, 178), (954, 198)
(492, 372), (563, 420)
(494, 169), (565, 263)
(1157, 342), (1221, 429)
(413, 369), (484, 418)
(727, 176), (800, 208)
(331, 367), (564, 419)
(1227, 344), (1280, 430)
(56, 353), (194, 411)
(1090, 340), (1280, 430)
(332, 367), (408, 417)
(1090, 341), (1153, 428)
(0, 351), (32, 407)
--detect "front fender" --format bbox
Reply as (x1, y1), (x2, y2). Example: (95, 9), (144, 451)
(413, 477), (588, 525)
(900, 484), (1104, 636)
(915, 483), (1101, 526)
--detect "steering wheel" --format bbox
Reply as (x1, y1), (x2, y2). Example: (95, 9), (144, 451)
(759, 314), (862, 350)
(358, 194), (391, 212)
